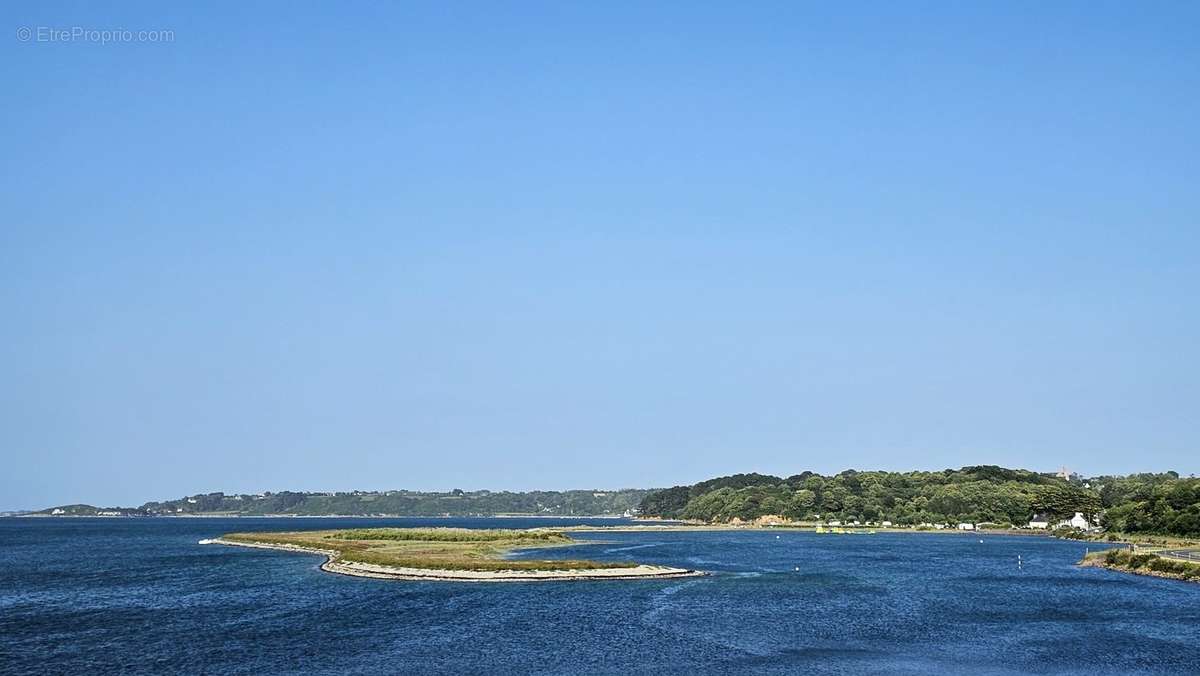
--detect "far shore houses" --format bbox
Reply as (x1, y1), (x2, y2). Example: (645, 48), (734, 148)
(1028, 511), (1093, 530)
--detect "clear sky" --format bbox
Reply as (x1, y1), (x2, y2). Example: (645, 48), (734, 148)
(2, 2), (1197, 510)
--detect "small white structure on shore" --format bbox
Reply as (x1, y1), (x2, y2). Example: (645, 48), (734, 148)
(881, 521), (893, 527)
(1028, 511), (1092, 530)
(1063, 512), (1090, 530)
(957, 523), (975, 531)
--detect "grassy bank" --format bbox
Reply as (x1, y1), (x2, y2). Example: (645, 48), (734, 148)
(221, 527), (636, 572)
(1080, 549), (1200, 583)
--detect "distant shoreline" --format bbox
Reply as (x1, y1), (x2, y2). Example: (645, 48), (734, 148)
(5, 513), (1122, 541)
(30, 516), (655, 522)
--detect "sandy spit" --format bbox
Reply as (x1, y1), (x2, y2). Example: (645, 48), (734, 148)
(199, 538), (705, 582)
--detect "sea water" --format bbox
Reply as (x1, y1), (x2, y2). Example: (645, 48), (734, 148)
(2, 518), (1198, 675)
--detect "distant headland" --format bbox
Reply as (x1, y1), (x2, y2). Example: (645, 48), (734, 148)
(22, 488), (651, 518)
(19, 465), (1200, 542)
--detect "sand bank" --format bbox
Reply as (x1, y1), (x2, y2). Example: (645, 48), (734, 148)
(200, 538), (703, 582)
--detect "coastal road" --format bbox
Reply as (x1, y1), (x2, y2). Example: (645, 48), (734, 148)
(1157, 549), (1200, 563)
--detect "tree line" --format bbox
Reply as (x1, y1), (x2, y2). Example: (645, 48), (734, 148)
(638, 466), (1200, 536)
(46, 488), (650, 517)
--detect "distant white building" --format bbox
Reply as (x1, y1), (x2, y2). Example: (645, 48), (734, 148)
(1029, 511), (1092, 530)
(1062, 512), (1090, 530)
(957, 523), (975, 531)
(881, 521), (893, 527)
(1055, 466), (1082, 482)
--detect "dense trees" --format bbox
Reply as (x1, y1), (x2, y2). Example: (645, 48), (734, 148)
(636, 466), (1199, 535)
(1098, 475), (1200, 535)
(637, 473), (785, 521)
(107, 488), (651, 517)
(40, 468), (1200, 537)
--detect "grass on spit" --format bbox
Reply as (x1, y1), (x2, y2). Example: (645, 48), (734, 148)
(222, 527), (637, 572)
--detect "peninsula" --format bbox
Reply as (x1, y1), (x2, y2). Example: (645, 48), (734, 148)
(1079, 548), (1200, 583)
(203, 527), (702, 582)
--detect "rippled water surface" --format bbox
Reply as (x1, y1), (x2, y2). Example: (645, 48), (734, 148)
(2, 518), (1198, 674)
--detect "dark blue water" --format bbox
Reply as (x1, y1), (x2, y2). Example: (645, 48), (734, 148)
(2, 518), (1198, 675)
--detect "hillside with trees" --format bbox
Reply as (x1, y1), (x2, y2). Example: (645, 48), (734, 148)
(36, 488), (650, 518)
(638, 466), (1200, 536)
(1092, 473), (1200, 535)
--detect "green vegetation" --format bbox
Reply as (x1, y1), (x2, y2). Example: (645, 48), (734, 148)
(1080, 549), (1200, 582)
(326, 528), (563, 542)
(222, 527), (637, 572)
(33, 467), (1200, 539)
(640, 466), (1098, 526)
(1092, 473), (1200, 535)
(37, 488), (649, 518)
(639, 466), (1200, 536)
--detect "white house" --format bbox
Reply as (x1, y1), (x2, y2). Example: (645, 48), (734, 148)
(957, 523), (976, 531)
(881, 521), (893, 527)
(1029, 511), (1092, 530)
(1061, 512), (1090, 530)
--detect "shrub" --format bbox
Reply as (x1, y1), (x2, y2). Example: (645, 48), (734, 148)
(325, 528), (562, 543)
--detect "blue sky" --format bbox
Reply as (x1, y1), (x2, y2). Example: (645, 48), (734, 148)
(2, 2), (1197, 509)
